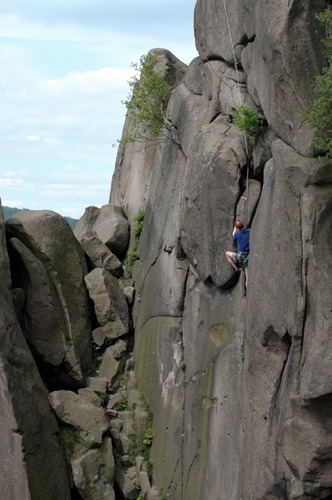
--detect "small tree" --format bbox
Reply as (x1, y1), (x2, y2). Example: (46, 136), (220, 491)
(122, 54), (179, 145)
(304, 7), (332, 160)
(233, 105), (260, 138)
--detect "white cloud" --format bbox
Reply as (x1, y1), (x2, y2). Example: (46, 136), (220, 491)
(25, 135), (41, 141)
(0, 1), (196, 217)
(38, 67), (133, 97)
(2, 199), (25, 208)
(0, 178), (24, 186)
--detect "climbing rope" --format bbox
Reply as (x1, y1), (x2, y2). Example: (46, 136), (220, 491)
(222, 0), (251, 225)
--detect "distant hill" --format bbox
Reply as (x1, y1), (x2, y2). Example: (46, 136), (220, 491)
(2, 206), (78, 230)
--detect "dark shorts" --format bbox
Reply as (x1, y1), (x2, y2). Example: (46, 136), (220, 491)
(230, 251), (249, 268)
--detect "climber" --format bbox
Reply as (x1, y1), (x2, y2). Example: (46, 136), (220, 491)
(225, 219), (250, 287)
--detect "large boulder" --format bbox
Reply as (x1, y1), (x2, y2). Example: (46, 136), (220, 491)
(85, 268), (129, 341)
(6, 210), (92, 388)
(49, 390), (111, 448)
(81, 235), (123, 278)
(0, 205), (72, 499)
(75, 205), (130, 260)
(72, 438), (115, 500)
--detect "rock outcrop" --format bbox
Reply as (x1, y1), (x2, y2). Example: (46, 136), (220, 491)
(109, 1), (332, 499)
(6, 210), (92, 389)
(1, 1), (332, 499)
(0, 205), (72, 499)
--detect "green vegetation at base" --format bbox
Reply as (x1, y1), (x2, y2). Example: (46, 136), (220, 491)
(304, 6), (332, 160)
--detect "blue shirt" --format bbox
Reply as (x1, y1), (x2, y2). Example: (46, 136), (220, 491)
(233, 228), (250, 253)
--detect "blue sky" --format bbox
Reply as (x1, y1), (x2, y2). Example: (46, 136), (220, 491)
(0, 0), (197, 218)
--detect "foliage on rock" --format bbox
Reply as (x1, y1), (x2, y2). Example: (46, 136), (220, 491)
(122, 54), (179, 145)
(233, 105), (260, 138)
(132, 211), (145, 237)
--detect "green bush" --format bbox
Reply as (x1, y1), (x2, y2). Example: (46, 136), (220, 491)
(127, 247), (138, 266)
(304, 7), (332, 160)
(233, 105), (260, 137)
(132, 210), (145, 237)
(122, 54), (174, 142)
(120, 54), (180, 145)
(143, 427), (153, 446)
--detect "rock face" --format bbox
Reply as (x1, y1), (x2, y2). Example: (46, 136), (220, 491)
(6, 210), (92, 389)
(0, 205), (72, 499)
(1, 1), (332, 499)
(110, 3), (332, 499)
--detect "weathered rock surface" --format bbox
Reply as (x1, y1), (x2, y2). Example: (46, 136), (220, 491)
(109, 1), (332, 498)
(85, 267), (129, 341)
(110, 48), (188, 234)
(72, 437), (115, 500)
(0, 205), (72, 499)
(194, 0), (326, 154)
(49, 390), (111, 447)
(81, 235), (124, 278)
(75, 204), (130, 260)
(1, 1), (332, 499)
(6, 210), (92, 388)
(98, 347), (119, 386)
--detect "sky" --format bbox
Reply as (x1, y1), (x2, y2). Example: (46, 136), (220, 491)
(0, 0), (197, 219)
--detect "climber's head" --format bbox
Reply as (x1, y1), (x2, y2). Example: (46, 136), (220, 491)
(235, 219), (244, 230)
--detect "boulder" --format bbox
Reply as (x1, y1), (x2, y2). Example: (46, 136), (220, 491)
(6, 210), (92, 388)
(114, 466), (139, 500)
(85, 268), (129, 340)
(78, 388), (102, 407)
(81, 235), (123, 278)
(110, 339), (128, 359)
(93, 205), (130, 260)
(74, 205), (100, 242)
(49, 390), (111, 447)
(98, 347), (120, 386)
(87, 377), (108, 394)
(75, 204), (129, 261)
(0, 205), (72, 499)
(72, 437), (115, 500)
